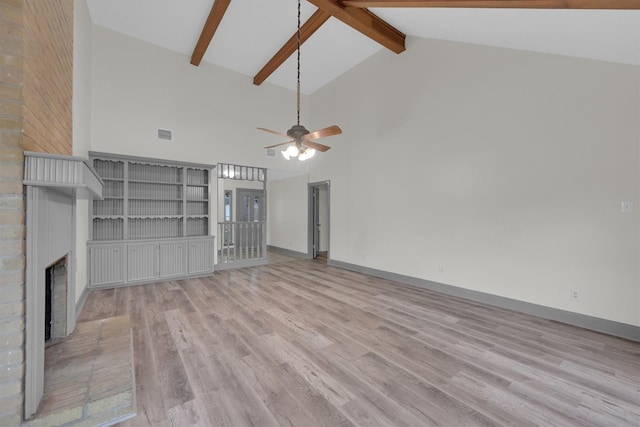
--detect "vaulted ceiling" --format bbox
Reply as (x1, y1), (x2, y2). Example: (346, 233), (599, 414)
(87, 0), (640, 94)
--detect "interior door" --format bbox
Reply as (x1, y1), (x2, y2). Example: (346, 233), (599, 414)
(308, 182), (329, 261)
(237, 189), (264, 222)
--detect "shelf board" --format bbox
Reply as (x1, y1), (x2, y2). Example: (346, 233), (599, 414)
(128, 215), (183, 219)
(129, 179), (183, 185)
(129, 197), (184, 201)
(91, 154), (213, 245)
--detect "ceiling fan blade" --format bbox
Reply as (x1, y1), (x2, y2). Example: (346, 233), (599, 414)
(257, 127), (290, 138)
(264, 140), (295, 149)
(303, 140), (331, 152)
(304, 125), (342, 141)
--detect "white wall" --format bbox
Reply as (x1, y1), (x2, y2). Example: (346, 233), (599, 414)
(72, 0), (93, 306)
(90, 26), (313, 229)
(309, 37), (640, 327)
(267, 175), (308, 253)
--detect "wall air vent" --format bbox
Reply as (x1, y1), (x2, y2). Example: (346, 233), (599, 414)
(266, 148), (276, 158)
(157, 128), (173, 141)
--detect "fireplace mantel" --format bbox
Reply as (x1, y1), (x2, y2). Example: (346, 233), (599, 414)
(23, 151), (103, 199)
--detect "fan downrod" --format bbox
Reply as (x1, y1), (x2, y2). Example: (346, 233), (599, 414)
(258, 0), (340, 158)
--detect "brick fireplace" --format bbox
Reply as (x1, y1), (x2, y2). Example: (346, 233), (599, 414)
(0, 1), (78, 424)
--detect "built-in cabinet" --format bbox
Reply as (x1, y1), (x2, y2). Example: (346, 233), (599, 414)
(188, 238), (215, 275)
(88, 237), (215, 287)
(88, 243), (126, 287)
(88, 152), (215, 288)
(160, 240), (187, 278)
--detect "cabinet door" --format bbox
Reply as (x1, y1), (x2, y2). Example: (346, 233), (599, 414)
(188, 238), (214, 275)
(160, 241), (187, 278)
(89, 244), (126, 286)
(127, 243), (158, 282)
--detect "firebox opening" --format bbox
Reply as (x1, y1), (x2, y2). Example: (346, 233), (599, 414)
(44, 256), (68, 342)
(45, 268), (52, 341)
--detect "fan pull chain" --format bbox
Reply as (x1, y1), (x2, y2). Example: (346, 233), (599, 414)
(296, 0), (301, 127)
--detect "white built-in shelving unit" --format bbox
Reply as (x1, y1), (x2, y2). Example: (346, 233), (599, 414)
(88, 152), (215, 288)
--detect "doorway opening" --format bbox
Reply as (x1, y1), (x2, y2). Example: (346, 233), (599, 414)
(308, 181), (330, 263)
(216, 163), (267, 269)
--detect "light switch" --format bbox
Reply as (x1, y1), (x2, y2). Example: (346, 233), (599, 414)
(621, 201), (633, 213)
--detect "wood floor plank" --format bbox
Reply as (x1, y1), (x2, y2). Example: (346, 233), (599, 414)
(262, 332), (354, 407)
(223, 316), (354, 426)
(73, 259), (640, 427)
(166, 399), (213, 427)
(298, 342), (429, 427)
(179, 311), (282, 427)
(145, 301), (195, 410)
(120, 290), (168, 427)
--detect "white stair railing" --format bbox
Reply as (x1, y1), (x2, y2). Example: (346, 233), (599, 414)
(218, 221), (265, 264)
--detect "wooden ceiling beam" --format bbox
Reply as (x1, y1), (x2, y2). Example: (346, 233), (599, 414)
(254, 9), (332, 86)
(307, 0), (406, 53)
(340, 0), (640, 9)
(190, 0), (232, 66)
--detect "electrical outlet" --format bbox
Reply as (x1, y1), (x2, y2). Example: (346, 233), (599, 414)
(438, 266), (444, 274)
(570, 289), (580, 301)
(621, 201), (633, 213)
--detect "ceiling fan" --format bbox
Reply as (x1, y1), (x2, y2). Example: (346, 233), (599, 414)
(258, 0), (341, 161)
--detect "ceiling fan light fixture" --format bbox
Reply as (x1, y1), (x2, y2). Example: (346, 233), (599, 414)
(299, 147), (316, 161)
(282, 145), (299, 160)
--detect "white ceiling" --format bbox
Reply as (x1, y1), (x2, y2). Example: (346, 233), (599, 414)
(86, 1), (640, 94)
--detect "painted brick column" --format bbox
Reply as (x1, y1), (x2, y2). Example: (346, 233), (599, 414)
(1, 0), (73, 423)
(0, 0), (26, 425)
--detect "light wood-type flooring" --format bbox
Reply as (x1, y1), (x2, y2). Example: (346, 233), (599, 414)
(78, 259), (640, 426)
